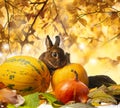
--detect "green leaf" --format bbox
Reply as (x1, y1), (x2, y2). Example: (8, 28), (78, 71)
(7, 92), (39, 108)
(39, 92), (63, 107)
(7, 104), (16, 108)
(18, 106), (31, 108)
(21, 92), (40, 108)
(39, 92), (57, 104)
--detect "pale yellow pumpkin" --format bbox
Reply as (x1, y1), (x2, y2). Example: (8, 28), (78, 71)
(0, 56), (50, 95)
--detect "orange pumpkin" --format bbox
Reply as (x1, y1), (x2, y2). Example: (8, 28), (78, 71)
(51, 63), (89, 90)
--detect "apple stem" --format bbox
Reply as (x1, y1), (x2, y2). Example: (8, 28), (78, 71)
(71, 70), (79, 81)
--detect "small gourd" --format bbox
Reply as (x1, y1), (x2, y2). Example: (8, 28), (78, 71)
(51, 63), (89, 90)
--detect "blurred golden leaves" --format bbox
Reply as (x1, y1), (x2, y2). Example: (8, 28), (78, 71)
(0, 0), (120, 83)
(0, 0), (119, 51)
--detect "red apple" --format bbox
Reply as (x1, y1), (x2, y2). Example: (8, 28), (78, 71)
(54, 70), (89, 104)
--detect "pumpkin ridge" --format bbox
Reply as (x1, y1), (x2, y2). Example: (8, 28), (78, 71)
(6, 57), (42, 75)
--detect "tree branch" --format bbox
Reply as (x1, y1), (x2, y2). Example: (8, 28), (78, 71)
(27, 0), (48, 35)
(30, 1), (47, 4)
(4, 0), (12, 53)
(103, 33), (120, 46)
(4, 0), (10, 39)
(52, 0), (68, 36)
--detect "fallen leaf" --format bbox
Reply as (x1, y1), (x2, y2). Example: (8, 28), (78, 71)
(0, 88), (18, 104)
(39, 92), (63, 107)
(108, 85), (120, 95)
(22, 92), (40, 108)
(39, 92), (57, 104)
(88, 87), (117, 106)
(0, 88), (24, 106)
(107, 84), (120, 102)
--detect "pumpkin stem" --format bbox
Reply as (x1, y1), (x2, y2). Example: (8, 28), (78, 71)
(71, 70), (79, 81)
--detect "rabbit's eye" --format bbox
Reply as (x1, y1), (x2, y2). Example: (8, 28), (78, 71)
(52, 52), (58, 58)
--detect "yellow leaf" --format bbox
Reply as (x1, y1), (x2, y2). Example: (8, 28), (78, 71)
(0, 24), (3, 30)
(0, 0), (4, 9)
(0, 10), (4, 17)
(108, 85), (120, 95)
(78, 18), (87, 26)
(88, 88), (117, 106)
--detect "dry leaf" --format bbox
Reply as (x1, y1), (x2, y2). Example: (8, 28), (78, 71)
(107, 85), (120, 97)
(78, 18), (87, 26)
(0, 88), (24, 106)
(88, 87), (117, 106)
(0, 88), (18, 104)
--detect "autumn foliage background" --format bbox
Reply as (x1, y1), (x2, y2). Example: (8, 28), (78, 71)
(0, 0), (120, 83)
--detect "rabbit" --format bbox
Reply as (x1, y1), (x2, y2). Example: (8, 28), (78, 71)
(39, 35), (70, 74)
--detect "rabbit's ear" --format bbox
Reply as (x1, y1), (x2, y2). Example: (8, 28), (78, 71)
(46, 35), (53, 49)
(55, 36), (60, 46)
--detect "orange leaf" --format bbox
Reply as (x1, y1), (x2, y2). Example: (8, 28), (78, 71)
(0, 82), (6, 89)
